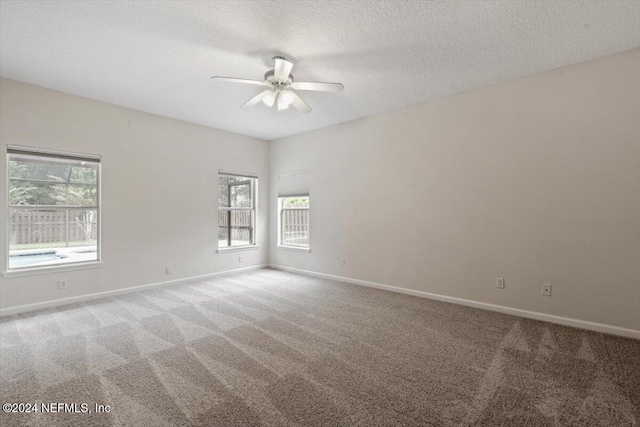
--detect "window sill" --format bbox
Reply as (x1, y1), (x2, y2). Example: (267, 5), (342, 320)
(3, 261), (103, 279)
(217, 245), (260, 254)
(277, 245), (311, 253)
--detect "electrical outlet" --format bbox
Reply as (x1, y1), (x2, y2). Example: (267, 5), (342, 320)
(541, 283), (552, 296)
(340, 258), (346, 265)
(58, 280), (68, 290)
(165, 266), (172, 274)
(496, 277), (505, 289)
(239, 255), (243, 263)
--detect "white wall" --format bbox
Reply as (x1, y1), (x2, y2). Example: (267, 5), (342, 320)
(2, 50), (639, 332)
(0, 78), (269, 311)
(269, 49), (640, 332)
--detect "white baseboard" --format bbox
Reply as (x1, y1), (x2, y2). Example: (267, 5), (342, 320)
(269, 264), (640, 340)
(0, 264), (269, 317)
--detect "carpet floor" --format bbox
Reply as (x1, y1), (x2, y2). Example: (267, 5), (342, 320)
(0, 268), (638, 426)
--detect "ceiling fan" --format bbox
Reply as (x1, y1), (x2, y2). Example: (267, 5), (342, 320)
(212, 56), (344, 113)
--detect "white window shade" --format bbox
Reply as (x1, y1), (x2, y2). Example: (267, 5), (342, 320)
(278, 171), (310, 197)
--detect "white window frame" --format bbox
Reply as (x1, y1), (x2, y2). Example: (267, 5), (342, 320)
(217, 171), (258, 253)
(278, 196), (310, 252)
(4, 145), (102, 277)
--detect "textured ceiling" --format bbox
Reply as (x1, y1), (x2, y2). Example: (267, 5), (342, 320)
(1, 1), (639, 140)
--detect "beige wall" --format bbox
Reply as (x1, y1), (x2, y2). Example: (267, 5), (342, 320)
(0, 78), (269, 310)
(269, 49), (640, 331)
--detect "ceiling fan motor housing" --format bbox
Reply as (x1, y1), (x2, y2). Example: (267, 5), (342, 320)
(264, 69), (293, 89)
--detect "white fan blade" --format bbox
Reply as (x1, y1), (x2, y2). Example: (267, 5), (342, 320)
(274, 57), (293, 80)
(290, 92), (311, 113)
(212, 76), (267, 86)
(240, 90), (273, 109)
(291, 81), (344, 92)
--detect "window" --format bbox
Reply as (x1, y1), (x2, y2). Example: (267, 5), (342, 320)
(278, 171), (310, 250)
(7, 146), (100, 270)
(279, 196), (310, 248)
(218, 172), (257, 249)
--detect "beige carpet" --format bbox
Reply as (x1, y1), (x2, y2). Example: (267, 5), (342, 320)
(0, 268), (638, 426)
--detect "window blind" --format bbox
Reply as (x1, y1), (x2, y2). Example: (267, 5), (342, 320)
(8, 145), (100, 163)
(278, 171), (310, 197)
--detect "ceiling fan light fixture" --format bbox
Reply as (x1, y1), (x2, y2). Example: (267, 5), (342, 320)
(274, 91), (288, 111)
(277, 100), (289, 111)
(262, 91), (276, 107)
(280, 90), (294, 106)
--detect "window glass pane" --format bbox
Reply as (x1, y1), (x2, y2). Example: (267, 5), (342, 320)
(219, 177), (230, 208)
(219, 175), (253, 208)
(69, 166), (98, 184)
(283, 196), (309, 208)
(9, 156), (98, 207)
(218, 210), (254, 247)
(64, 183), (98, 207)
(9, 182), (98, 207)
(218, 174), (256, 248)
(281, 197), (309, 247)
(230, 210), (253, 246)
(9, 182), (69, 206)
(9, 157), (71, 182)
(7, 150), (100, 270)
(230, 183), (251, 208)
(218, 210), (229, 247)
(8, 208), (98, 269)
